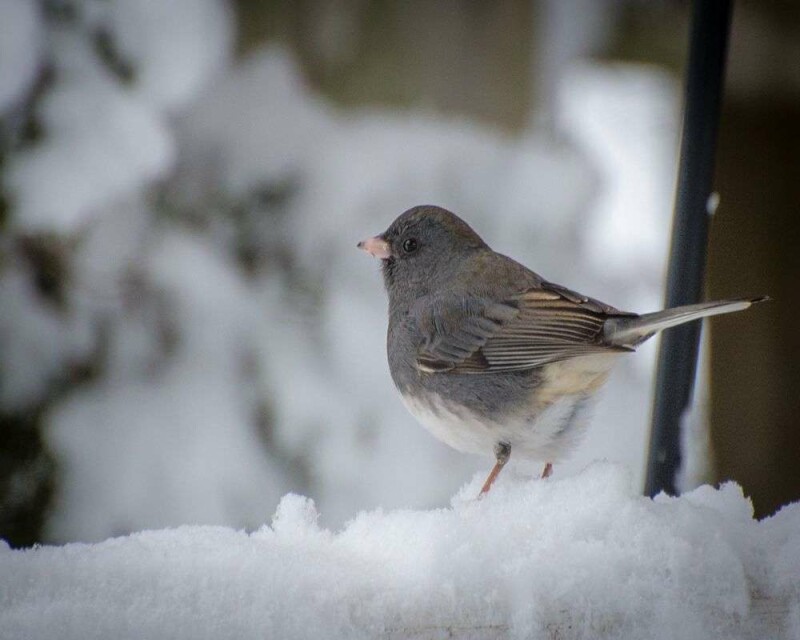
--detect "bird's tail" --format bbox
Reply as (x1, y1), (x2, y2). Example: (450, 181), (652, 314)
(603, 296), (768, 349)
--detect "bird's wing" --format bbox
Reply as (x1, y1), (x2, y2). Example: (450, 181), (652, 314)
(413, 282), (636, 374)
(410, 295), (518, 372)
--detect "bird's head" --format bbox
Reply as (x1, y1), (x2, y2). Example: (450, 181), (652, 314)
(358, 205), (488, 299)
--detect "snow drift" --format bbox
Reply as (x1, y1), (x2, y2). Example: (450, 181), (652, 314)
(2, 464), (798, 640)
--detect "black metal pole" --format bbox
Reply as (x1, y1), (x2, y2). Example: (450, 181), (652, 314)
(644, 0), (733, 497)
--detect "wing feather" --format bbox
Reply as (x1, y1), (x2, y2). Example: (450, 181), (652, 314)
(414, 283), (636, 374)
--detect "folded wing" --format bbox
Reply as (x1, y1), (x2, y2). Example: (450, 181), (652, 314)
(415, 283), (635, 374)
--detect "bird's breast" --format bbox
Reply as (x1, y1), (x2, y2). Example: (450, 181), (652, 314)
(395, 352), (621, 462)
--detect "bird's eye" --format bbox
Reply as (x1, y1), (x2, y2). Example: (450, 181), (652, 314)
(402, 238), (418, 254)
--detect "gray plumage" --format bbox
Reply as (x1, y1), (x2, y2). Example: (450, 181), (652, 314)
(360, 205), (765, 486)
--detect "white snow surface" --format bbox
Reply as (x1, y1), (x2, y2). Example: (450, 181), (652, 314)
(2, 464), (798, 640)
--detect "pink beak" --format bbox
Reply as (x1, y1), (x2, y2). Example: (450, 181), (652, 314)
(357, 236), (391, 259)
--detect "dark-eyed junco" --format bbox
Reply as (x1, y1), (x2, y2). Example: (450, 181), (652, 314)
(358, 205), (765, 495)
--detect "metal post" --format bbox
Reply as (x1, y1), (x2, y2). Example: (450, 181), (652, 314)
(644, 0), (733, 497)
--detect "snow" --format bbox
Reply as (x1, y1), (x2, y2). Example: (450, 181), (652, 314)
(97, 0), (234, 111)
(560, 64), (678, 283)
(2, 464), (798, 640)
(0, 0), (727, 550)
(3, 33), (684, 539)
(3, 0), (230, 234)
(44, 231), (283, 541)
(175, 47), (333, 194)
(3, 6), (792, 636)
(0, 0), (43, 114)
(0, 261), (93, 411)
(4, 30), (174, 234)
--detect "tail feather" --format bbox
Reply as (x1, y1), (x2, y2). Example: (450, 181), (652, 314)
(603, 296), (768, 348)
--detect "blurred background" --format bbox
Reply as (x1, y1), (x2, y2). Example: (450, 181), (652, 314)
(0, 0), (797, 547)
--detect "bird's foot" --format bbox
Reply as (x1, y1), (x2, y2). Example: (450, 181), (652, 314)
(478, 442), (511, 497)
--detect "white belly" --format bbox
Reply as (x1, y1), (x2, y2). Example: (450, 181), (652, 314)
(399, 353), (619, 462)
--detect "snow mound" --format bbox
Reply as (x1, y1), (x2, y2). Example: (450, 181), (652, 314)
(2, 464), (798, 640)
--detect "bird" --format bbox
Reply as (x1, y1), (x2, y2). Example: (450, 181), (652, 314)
(358, 205), (765, 495)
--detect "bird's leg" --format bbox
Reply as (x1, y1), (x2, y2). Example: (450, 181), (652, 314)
(479, 442), (511, 496)
(541, 462), (553, 479)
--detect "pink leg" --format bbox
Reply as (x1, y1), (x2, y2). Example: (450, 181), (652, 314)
(479, 442), (511, 496)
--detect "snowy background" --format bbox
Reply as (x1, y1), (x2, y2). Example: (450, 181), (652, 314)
(0, 0), (684, 544)
(2, 1), (798, 637)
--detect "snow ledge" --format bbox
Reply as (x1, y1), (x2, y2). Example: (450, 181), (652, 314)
(2, 463), (798, 640)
